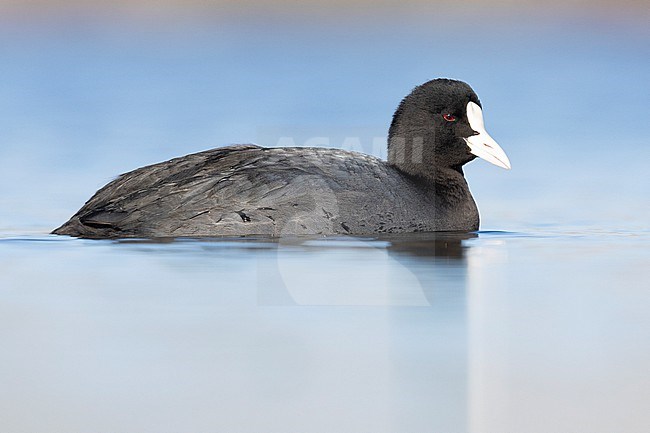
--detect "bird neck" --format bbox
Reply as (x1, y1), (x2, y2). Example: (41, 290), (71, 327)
(387, 133), (439, 179)
(393, 161), (472, 208)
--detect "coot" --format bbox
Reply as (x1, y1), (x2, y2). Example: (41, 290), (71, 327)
(53, 78), (510, 238)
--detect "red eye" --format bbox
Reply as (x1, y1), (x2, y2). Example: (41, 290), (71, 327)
(443, 113), (457, 122)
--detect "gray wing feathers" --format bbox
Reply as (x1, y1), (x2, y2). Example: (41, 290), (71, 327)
(53, 145), (395, 238)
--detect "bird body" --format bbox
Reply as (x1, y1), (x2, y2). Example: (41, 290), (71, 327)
(53, 79), (509, 239)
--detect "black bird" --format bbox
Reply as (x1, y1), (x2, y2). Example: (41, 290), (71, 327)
(53, 78), (510, 239)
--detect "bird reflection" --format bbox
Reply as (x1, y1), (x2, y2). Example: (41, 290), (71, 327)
(381, 232), (476, 259)
(115, 232), (475, 307)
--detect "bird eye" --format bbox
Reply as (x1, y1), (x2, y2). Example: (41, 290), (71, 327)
(442, 113), (457, 122)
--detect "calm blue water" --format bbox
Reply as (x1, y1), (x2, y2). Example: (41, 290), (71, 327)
(0, 9), (649, 433)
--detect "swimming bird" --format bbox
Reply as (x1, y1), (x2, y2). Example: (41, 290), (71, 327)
(53, 78), (510, 239)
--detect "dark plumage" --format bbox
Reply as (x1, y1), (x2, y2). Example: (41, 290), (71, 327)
(53, 78), (510, 239)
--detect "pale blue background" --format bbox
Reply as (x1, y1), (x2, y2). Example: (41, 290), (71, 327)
(0, 7), (649, 433)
